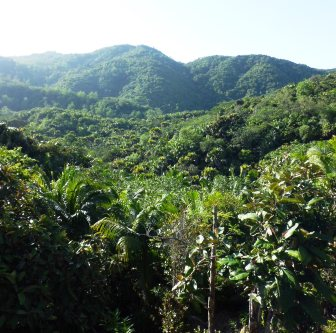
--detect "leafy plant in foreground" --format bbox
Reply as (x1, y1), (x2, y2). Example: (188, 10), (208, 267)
(219, 140), (336, 332)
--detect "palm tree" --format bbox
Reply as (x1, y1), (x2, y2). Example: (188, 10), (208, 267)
(38, 165), (117, 240)
(92, 188), (172, 301)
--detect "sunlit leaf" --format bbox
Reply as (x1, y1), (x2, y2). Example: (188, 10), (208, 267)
(238, 213), (258, 221)
(283, 223), (299, 239)
(305, 197), (323, 209)
(230, 272), (249, 281)
(217, 257), (240, 267)
(250, 292), (262, 304)
(196, 234), (204, 244)
(286, 250), (300, 260)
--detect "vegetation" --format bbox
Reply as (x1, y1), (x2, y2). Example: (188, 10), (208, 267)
(0, 53), (335, 332)
(0, 45), (326, 112)
(6, 73), (336, 179)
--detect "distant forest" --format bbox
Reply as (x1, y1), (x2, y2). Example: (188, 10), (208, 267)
(0, 45), (325, 112)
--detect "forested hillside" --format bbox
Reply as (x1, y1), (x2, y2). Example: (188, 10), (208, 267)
(0, 58), (335, 332)
(7, 73), (336, 178)
(0, 45), (325, 111)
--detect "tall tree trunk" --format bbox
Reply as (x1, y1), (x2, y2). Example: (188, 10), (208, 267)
(264, 309), (273, 333)
(208, 206), (218, 333)
(248, 289), (259, 333)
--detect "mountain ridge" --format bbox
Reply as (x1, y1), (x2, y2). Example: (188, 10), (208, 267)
(0, 45), (327, 111)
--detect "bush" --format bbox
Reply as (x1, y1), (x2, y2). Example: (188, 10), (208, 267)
(0, 215), (122, 332)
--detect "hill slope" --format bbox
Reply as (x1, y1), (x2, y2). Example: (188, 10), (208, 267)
(6, 73), (336, 176)
(0, 45), (326, 111)
(187, 54), (323, 103)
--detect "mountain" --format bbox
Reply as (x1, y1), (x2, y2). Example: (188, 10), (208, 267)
(55, 46), (204, 111)
(0, 45), (326, 112)
(187, 54), (324, 103)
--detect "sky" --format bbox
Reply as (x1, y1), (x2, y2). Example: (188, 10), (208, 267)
(0, 0), (335, 69)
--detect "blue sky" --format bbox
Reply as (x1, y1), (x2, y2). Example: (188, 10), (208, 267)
(0, 0), (335, 68)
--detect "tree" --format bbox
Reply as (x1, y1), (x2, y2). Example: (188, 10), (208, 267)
(38, 165), (116, 240)
(219, 141), (336, 332)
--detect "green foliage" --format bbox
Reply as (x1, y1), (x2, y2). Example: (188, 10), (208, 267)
(0, 121), (90, 177)
(0, 214), (128, 332)
(0, 151), (137, 332)
(2, 73), (334, 181)
(160, 291), (188, 333)
(39, 165), (117, 240)
(0, 79), (98, 111)
(323, 320), (336, 333)
(0, 45), (324, 112)
(0, 56), (335, 333)
(0, 146), (40, 221)
(188, 54), (324, 104)
(218, 139), (336, 331)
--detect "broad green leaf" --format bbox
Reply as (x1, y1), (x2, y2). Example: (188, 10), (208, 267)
(222, 242), (231, 250)
(286, 247), (312, 264)
(184, 265), (192, 275)
(305, 197), (323, 209)
(283, 223), (299, 239)
(230, 272), (249, 281)
(238, 213), (258, 221)
(161, 201), (179, 214)
(192, 279), (198, 290)
(299, 228), (315, 238)
(189, 247), (199, 258)
(273, 246), (284, 253)
(0, 271), (16, 285)
(298, 246), (312, 265)
(217, 257), (240, 267)
(282, 268), (297, 286)
(277, 277), (295, 313)
(286, 250), (300, 260)
(309, 245), (331, 264)
(254, 239), (263, 247)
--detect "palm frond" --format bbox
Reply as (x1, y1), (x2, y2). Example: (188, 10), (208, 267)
(116, 235), (143, 262)
(92, 217), (130, 239)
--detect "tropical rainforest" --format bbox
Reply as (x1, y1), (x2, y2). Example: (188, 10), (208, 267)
(0, 45), (335, 333)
